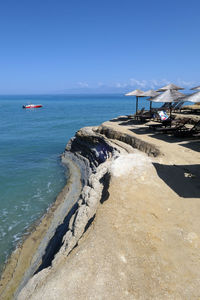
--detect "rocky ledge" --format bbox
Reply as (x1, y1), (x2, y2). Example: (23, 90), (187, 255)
(52, 125), (160, 265)
(0, 123), (160, 300)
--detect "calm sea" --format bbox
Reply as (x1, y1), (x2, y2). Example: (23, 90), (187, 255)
(0, 94), (150, 273)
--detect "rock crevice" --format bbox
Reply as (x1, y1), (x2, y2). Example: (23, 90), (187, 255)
(15, 126), (126, 299)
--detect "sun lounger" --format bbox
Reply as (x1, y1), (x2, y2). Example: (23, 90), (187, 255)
(134, 107), (145, 120)
(148, 120), (170, 130)
(139, 111), (153, 122)
(158, 110), (169, 121)
(151, 103), (170, 113)
(155, 119), (189, 134)
(152, 110), (171, 122)
(174, 120), (200, 137)
(173, 101), (185, 112)
(133, 108), (154, 122)
(148, 111), (172, 130)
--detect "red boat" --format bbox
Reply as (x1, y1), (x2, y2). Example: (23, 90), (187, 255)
(22, 104), (42, 109)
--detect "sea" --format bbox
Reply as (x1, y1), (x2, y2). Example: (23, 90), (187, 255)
(0, 94), (152, 274)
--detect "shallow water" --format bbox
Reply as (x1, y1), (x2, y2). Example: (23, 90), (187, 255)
(0, 94), (151, 273)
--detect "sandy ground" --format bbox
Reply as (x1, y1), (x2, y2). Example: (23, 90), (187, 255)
(18, 117), (200, 299)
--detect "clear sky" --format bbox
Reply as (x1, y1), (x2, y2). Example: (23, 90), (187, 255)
(0, 0), (200, 94)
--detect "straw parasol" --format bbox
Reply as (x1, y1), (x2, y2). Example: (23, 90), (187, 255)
(149, 89), (185, 119)
(143, 89), (160, 112)
(125, 89), (145, 114)
(157, 83), (184, 92)
(190, 85), (200, 91)
(143, 89), (159, 97)
(182, 91), (200, 103)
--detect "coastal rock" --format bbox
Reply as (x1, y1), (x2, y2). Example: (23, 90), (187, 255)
(11, 116), (200, 300)
(65, 127), (115, 171)
(96, 124), (160, 157)
(81, 185), (91, 203)
(5, 120), (163, 299)
(62, 232), (77, 255)
(16, 123), (153, 299)
(85, 188), (99, 208)
(54, 128), (117, 262)
(73, 205), (90, 237)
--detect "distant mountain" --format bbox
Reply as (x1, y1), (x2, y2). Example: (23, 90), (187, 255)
(54, 84), (192, 95)
(55, 85), (143, 95)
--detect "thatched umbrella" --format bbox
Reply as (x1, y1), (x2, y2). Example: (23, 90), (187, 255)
(190, 85), (200, 91)
(150, 89), (185, 120)
(157, 83), (184, 92)
(143, 89), (160, 112)
(143, 89), (159, 97)
(125, 89), (145, 114)
(182, 91), (200, 103)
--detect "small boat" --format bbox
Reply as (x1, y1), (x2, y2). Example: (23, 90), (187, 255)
(22, 104), (42, 109)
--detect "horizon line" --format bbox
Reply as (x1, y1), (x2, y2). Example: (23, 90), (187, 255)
(0, 92), (127, 96)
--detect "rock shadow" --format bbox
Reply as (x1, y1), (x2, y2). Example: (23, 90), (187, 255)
(84, 214), (96, 233)
(118, 120), (135, 126)
(100, 172), (111, 204)
(34, 172), (111, 274)
(129, 127), (151, 135)
(180, 140), (200, 153)
(153, 163), (200, 198)
(34, 201), (79, 274)
(110, 116), (130, 122)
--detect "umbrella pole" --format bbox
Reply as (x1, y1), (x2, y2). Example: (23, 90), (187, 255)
(150, 101), (152, 115)
(170, 103), (172, 127)
(136, 96), (138, 114)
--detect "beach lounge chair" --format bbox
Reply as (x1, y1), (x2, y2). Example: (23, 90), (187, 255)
(133, 108), (153, 122)
(134, 107), (145, 120)
(155, 118), (189, 134)
(139, 111), (153, 122)
(151, 103), (170, 112)
(148, 111), (172, 130)
(158, 110), (169, 121)
(173, 101), (185, 112)
(174, 120), (200, 137)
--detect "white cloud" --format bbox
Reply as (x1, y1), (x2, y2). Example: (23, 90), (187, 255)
(114, 82), (128, 88)
(129, 78), (148, 88)
(129, 78), (171, 89)
(77, 81), (89, 88)
(75, 78), (197, 92)
(113, 78), (197, 91)
(176, 78), (196, 88)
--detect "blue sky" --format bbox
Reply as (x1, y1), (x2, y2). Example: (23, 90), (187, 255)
(0, 0), (200, 94)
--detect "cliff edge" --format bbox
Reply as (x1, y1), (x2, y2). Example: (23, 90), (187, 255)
(1, 116), (200, 299)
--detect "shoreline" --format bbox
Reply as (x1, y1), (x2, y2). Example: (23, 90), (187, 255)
(0, 158), (82, 299)
(0, 160), (69, 272)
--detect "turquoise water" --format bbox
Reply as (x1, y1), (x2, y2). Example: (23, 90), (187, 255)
(0, 94), (150, 273)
